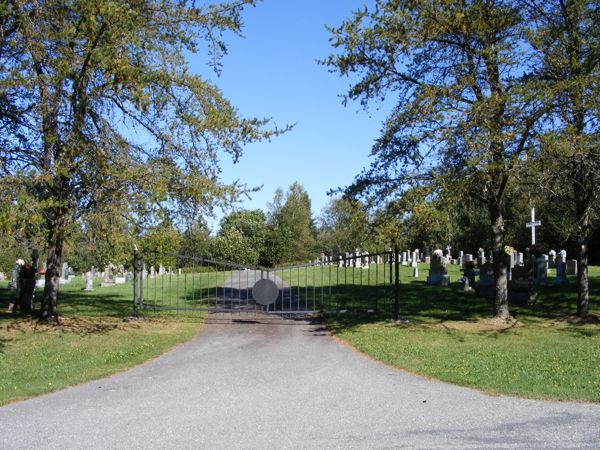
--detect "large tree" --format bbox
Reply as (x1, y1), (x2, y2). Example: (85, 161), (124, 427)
(0, 0), (281, 319)
(267, 182), (317, 264)
(324, 0), (543, 318)
(318, 197), (374, 256)
(526, 0), (600, 318)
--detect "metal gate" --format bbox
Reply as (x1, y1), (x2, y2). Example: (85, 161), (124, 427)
(133, 250), (400, 318)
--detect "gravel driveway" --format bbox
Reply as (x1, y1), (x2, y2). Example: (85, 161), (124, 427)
(1, 313), (599, 449)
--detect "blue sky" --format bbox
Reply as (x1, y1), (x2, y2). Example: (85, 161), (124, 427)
(192, 0), (385, 230)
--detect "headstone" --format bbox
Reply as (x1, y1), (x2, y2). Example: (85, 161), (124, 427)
(150, 266), (156, 278)
(114, 276), (126, 285)
(17, 263), (36, 313)
(84, 272), (94, 291)
(555, 251), (567, 286)
(477, 248), (486, 266)
(427, 249), (450, 285)
(566, 259), (577, 276)
(510, 263), (537, 304)
(548, 250), (556, 268)
(464, 254), (473, 266)
(402, 252), (408, 266)
(425, 256), (431, 264)
(516, 252), (524, 266)
(477, 263), (495, 299)
(533, 258), (548, 285)
(125, 272), (133, 283)
(61, 262), (69, 280)
(101, 265), (115, 287)
(506, 250), (516, 280)
(159, 265), (165, 276)
(458, 251), (464, 265)
(412, 266), (419, 278)
(363, 252), (370, 269)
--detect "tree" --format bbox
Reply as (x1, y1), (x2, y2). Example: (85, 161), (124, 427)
(526, 0), (600, 318)
(318, 197), (373, 255)
(324, 0), (543, 318)
(0, 1), (282, 319)
(267, 182), (317, 263)
(212, 209), (267, 266)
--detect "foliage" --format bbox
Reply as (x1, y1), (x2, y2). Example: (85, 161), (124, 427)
(210, 210), (268, 266)
(322, 0), (555, 318)
(141, 222), (182, 267)
(267, 182), (317, 263)
(0, 0), (284, 317)
(318, 197), (375, 255)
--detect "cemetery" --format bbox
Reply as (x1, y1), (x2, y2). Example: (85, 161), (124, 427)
(0, 1), (599, 447)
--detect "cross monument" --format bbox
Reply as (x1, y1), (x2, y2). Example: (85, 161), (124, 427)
(525, 207), (541, 245)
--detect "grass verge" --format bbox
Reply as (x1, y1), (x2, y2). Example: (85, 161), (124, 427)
(0, 277), (201, 406)
(326, 265), (600, 403)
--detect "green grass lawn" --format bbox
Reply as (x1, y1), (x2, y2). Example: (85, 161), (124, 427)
(1, 263), (599, 404)
(0, 276), (201, 406)
(326, 264), (600, 402)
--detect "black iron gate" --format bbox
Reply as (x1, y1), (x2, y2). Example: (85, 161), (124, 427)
(133, 249), (400, 318)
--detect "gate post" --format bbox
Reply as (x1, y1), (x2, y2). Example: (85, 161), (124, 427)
(394, 246), (400, 321)
(133, 248), (139, 318)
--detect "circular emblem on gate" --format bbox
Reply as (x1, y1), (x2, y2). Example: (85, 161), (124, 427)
(252, 278), (279, 306)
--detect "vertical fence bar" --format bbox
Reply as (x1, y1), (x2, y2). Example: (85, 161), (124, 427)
(394, 246), (400, 321)
(133, 250), (138, 318)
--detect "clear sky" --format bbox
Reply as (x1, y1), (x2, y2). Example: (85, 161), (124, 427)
(192, 0), (385, 230)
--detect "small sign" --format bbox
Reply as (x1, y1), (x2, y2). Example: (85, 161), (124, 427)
(252, 279), (279, 306)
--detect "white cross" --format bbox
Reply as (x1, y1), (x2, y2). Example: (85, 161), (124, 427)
(525, 208), (541, 245)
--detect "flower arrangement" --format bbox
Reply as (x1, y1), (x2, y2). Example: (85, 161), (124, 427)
(15, 258), (25, 266)
(504, 245), (514, 255)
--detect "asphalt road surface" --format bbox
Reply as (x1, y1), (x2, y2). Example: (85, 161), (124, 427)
(1, 313), (599, 449)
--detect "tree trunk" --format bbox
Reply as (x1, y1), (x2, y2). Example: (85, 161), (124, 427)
(489, 201), (510, 319)
(575, 192), (590, 318)
(40, 225), (64, 320)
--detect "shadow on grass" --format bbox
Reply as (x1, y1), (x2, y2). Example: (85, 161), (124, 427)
(325, 274), (600, 335)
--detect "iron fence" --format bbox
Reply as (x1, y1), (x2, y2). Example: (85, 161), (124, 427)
(133, 249), (400, 319)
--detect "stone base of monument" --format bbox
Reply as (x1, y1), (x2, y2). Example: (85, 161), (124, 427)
(426, 274), (449, 285)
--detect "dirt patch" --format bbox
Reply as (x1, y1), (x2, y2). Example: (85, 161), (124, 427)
(567, 313), (600, 325)
(0, 315), (143, 335)
(437, 317), (524, 332)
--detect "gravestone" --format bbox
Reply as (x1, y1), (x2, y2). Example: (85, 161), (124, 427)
(84, 272), (94, 291)
(533, 258), (548, 285)
(510, 263), (537, 304)
(101, 266), (115, 287)
(401, 251), (408, 266)
(17, 263), (36, 313)
(516, 252), (524, 266)
(566, 259), (578, 276)
(427, 249), (450, 285)
(159, 265), (165, 276)
(477, 263), (495, 299)
(362, 251), (370, 269)
(555, 251), (567, 286)
(125, 272), (133, 283)
(477, 248), (486, 266)
(150, 266), (156, 278)
(548, 250), (556, 268)
(458, 251), (464, 265)
(506, 250), (516, 280)
(59, 262), (71, 284)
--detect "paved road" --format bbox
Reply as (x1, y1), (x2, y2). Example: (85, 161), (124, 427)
(2, 313), (600, 449)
